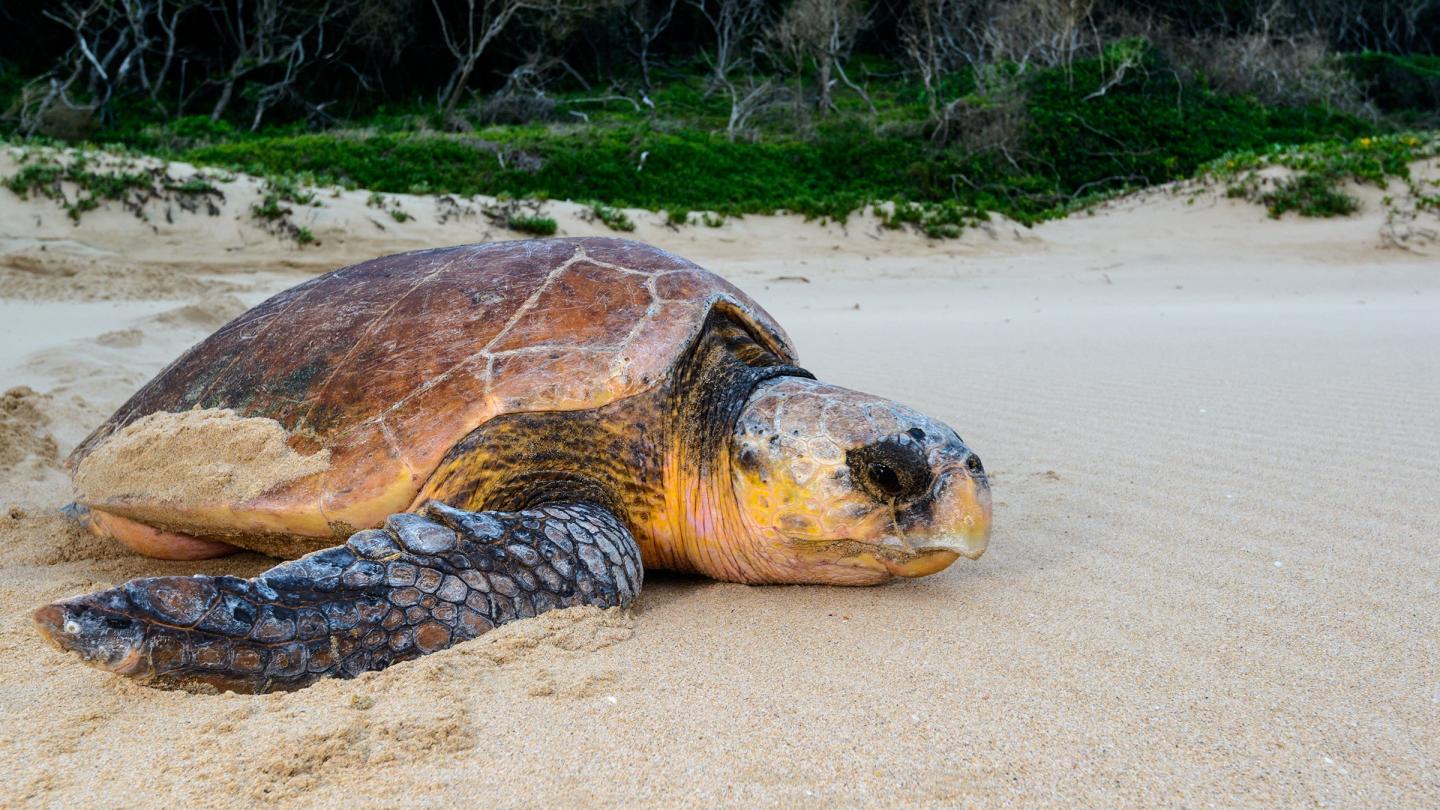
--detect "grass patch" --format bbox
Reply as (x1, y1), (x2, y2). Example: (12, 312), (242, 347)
(879, 200), (983, 239)
(1258, 173), (1360, 217)
(366, 191), (411, 222)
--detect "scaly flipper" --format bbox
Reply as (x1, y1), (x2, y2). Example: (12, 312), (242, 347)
(33, 501), (641, 693)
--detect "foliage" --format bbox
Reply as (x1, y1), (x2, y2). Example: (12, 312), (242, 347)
(1205, 132), (1438, 217)
(2, 151), (223, 222)
(251, 175), (321, 244)
(481, 197), (557, 235)
(1343, 52), (1440, 115)
(366, 191), (411, 222)
(4, 26), (1436, 240)
(507, 214), (558, 235)
(879, 200), (981, 239)
(167, 53), (1380, 232)
(590, 202), (635, 232)
(3, 2), (1438, 136)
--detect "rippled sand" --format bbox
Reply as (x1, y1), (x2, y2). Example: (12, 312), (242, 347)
(2, 153), (1436, 806)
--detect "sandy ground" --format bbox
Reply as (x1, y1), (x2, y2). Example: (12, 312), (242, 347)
(1, 147), (1437, 806)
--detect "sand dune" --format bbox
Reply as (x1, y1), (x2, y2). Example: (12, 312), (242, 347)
(1, 151), (1437, 805)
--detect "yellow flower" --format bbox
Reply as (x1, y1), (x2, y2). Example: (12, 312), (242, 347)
(1359, 137), (1372, 147)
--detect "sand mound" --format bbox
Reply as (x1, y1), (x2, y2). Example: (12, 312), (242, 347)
(94, 328), (144, 348)
(151, 295), (250, 330)
(0, 506), (130, 567)
(0, 252), (230, 301)
(0, 386), (59, 469)
(73, 408), (330, 506)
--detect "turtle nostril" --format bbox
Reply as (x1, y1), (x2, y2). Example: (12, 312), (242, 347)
(965, 453), (984, 475)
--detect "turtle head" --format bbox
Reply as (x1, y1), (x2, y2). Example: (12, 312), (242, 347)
(34, 591), (147, 675)
(728, 376), (991, 585)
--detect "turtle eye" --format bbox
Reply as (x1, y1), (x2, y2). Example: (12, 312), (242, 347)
(847, 437), (933, 503)
(867, 463), (904, 497)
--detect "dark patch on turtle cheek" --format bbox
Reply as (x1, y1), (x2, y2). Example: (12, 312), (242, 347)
(894, 490), (940, 536)
(735, 445), (763, 476)
(845, 438), (935, 504)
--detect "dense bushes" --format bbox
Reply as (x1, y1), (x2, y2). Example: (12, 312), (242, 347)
(2, 3), (1433, 233)
(170, 42), (1377, 225)
(1344, 52), (1440, 114)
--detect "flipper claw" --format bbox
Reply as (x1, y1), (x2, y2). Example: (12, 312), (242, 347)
(422, 499), (505, 541)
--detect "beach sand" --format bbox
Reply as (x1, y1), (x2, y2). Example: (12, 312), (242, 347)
(1, 150), (1437, 806)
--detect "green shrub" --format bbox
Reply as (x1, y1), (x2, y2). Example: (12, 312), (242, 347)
(591, 202), (635, 231)
(163, 43), (1377, 235)
(250, 193), (288, 221)
(250, 175), (321, 243)
(508, 214), (557, 235)
(1260, 173), (1361, 217)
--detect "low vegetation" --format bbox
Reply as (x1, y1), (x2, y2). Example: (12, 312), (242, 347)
(251, 176), (321, 244)
(1, 2), (1436, 238)
(589, 202), (637, 232)
(1206, 133), (1438, 218)
(2, 149), (224, 222)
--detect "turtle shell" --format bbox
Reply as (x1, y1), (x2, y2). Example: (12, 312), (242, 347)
(69, 237), (795, 546)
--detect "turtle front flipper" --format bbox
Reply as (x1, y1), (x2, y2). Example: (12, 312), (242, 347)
(33, 501), (641, 693)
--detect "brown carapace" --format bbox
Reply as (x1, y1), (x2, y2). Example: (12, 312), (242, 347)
(35, 237), (992, 692)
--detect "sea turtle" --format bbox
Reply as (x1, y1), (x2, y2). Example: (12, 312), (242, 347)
(34, 237), (991, 692)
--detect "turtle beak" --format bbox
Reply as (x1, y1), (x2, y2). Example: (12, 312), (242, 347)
(886, 462), (992, 577)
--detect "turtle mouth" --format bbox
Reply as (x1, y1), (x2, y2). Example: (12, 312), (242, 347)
(837, 534), (988, 577)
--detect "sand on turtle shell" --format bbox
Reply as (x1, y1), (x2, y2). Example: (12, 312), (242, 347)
(73, 408), (330, 506)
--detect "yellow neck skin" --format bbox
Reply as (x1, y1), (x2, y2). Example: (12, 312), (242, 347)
(639, 444), (776, 583)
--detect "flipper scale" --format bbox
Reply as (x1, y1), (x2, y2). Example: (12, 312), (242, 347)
(34, 502), (641, 693)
